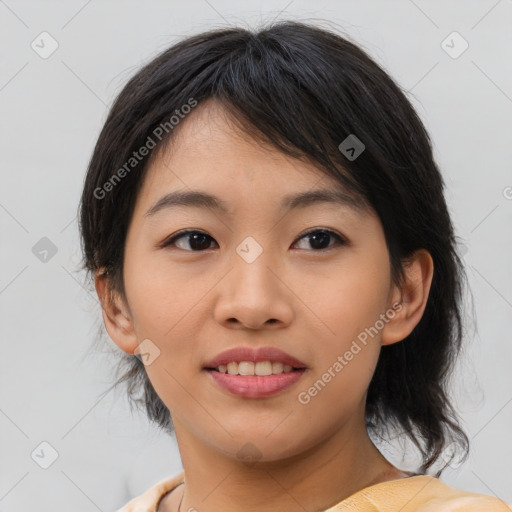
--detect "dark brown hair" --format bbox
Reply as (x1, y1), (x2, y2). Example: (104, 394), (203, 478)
(79, 20), (470, 475)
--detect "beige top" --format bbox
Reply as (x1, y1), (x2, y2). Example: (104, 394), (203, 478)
(117, 471), (511, 512)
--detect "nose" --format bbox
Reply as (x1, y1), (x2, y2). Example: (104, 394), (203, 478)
(213, 249), (294, 331)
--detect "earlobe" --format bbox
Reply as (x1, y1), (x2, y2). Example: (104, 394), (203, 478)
(381, 249), (434, 346)
(94, 272), (138, 354)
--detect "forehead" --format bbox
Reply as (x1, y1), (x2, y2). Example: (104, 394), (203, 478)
(137, 101), (370, 218)
(151, 101), (324, 179)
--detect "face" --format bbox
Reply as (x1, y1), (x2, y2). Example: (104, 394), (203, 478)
(119, 101), (402, 462)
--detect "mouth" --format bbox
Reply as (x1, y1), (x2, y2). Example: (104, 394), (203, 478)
(202, 346), (308, 397)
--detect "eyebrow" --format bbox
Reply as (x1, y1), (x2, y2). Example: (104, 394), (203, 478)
(145, 188), (367, 217)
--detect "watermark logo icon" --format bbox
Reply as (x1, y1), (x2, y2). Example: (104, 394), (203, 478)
(441, 31), (469, 59)
(338, 134), (365, 161)
(31, 32), (59, 59)
(236, 236), (263, 264)
(31, 441), (59, 469)
(439, 441), (464, 469)
(456, 240), (469, 258)
(236, 442), (263, 466)
(134, 338), (161, 366)
(32, 237), (58, 263)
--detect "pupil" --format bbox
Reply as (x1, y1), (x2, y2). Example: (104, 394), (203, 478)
(191, 233), (210, 250)
(310, 232), (330, 250)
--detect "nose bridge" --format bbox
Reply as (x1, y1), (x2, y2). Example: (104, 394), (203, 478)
(213, 234), (293, 328)
(232, 234), (280, 300)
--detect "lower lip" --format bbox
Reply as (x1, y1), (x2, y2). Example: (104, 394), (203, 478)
(205, 369), (306, 398)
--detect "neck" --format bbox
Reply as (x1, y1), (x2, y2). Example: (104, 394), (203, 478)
(170, 413), (402, 512)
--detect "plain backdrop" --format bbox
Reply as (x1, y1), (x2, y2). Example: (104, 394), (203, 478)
(1, 1), (511, 511)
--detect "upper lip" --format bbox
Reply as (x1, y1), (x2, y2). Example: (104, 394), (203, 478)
(203, 346), (307, 369)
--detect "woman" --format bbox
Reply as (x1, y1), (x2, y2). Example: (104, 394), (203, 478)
(78, 20), (511, 512)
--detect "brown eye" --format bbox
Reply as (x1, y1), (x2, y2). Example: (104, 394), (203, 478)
(161, 230), (217, 251)
(293, 229), (347, 251)
(160, 228), (347, 252)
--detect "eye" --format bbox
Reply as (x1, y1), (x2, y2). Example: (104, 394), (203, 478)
(160, 230), (217, 251)
(160, 228), (347, 252)
(292, 228), (348, 251)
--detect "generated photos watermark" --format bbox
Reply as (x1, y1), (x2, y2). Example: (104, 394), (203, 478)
(93, 97), (198, 200)
(297, 302), (403, 405)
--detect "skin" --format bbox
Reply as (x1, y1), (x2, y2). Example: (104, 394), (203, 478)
(96, 100), (434, 512)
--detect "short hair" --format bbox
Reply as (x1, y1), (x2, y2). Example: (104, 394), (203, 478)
(79, 20), (470, 475)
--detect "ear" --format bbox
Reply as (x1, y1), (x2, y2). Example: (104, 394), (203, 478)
(381, 249), (434, 346)
(94, 271), (138, 354)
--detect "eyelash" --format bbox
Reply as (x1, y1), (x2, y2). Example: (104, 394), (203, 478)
(159, 228), (348, 252)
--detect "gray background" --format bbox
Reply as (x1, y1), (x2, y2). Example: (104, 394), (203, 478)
(1, 1), (511, 511)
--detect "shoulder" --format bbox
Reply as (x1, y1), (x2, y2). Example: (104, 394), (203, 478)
(417, 494), (512, 511)
(116, 471), (185, 512)
(418, 482), (512, 512)
(412, 476), (511, 512)
(332, 475), (511, 512)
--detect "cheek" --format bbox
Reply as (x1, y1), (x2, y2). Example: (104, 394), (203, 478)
(123, 245), (199, 337)
(296, 256), (388, 397)
(123, 246), (207, 381)
(295, 348), (379, 428)
(295, 294), (384, 429)
(305, 255), (390, 349)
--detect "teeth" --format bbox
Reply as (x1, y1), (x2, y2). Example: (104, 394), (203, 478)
(272, 362), (284, 374)
(227, 362), (238, 375)
(214, 361), (297, 375)
(239, 361), (255, 375)
(255, 362), (272, 376)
